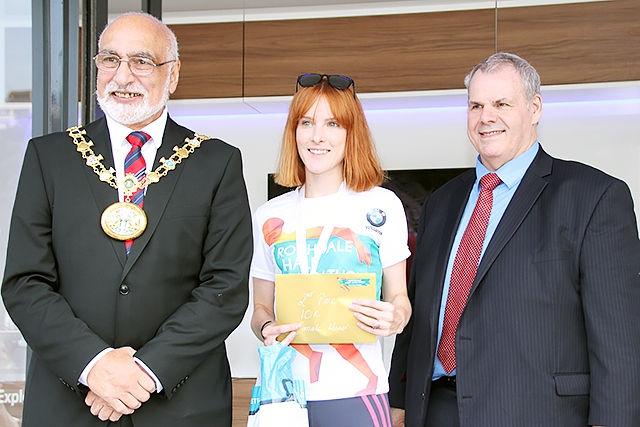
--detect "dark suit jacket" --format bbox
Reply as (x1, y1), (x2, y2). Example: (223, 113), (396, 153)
(2, 117), (253, 427)
(389, 148), (640, 427)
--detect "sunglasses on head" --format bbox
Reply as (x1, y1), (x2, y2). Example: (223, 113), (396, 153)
(296, 73), (356, 97)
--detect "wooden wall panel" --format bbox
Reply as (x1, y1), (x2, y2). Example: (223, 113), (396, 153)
(232, 379), (253, 427)
(243, 10), (495, 97)
(165, 1), (639, 99)
(169, 22), (244, 99)
(498, 0), (640, 85)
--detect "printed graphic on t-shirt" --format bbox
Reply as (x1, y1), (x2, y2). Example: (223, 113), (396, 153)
(261, 218), (382, 288)
(251, 187), (410, 400)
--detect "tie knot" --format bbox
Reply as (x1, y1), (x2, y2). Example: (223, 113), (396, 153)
(126, 131), (150, 149)
(480, 173), (501, 192)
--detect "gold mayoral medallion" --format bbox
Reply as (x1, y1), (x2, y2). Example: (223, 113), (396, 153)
(100, 170), (147, 240)
(67, 125), (210, 241)
(101, 201), (147, 240)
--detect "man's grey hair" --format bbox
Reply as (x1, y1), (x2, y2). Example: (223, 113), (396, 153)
(464, 52), (541, 106)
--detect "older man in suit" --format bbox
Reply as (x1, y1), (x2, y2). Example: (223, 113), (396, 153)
(389, 52), (640, 427)
(2, 12), (252, 427)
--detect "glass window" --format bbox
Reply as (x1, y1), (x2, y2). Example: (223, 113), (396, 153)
(0, 0), (31, 423)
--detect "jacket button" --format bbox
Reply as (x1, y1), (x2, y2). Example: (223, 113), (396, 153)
(119, 284), (130, 295)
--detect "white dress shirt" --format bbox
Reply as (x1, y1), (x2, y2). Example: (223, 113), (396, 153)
(77, 109), (169, 393)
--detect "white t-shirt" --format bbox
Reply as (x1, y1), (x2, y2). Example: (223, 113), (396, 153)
(251, 184), (410, 401)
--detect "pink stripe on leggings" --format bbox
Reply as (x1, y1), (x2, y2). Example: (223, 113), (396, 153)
(361, 395), (382, 427)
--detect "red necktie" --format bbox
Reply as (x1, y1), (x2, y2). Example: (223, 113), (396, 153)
(124, 131), (150, 255)
(437, 173), (502, 374)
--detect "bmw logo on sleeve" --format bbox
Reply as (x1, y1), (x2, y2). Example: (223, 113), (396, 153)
(366, 208), (386, 227)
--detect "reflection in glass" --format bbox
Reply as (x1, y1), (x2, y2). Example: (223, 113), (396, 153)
(0, 0), (32, 424)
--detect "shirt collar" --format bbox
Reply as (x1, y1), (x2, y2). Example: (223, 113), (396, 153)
(475, 141), (540, 189)
(104, 108), (167, 153)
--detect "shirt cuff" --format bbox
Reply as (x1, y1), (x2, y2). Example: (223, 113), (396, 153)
(78, 347), (114, 386)
(134, 357), (164, 393)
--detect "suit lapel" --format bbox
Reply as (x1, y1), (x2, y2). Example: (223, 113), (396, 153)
(434, 171), (476, 296)
(472, 148), (553, 292)
(80, 119), (127, 268)
(122, 118), (191, 275)
(420, 170), (476, 327)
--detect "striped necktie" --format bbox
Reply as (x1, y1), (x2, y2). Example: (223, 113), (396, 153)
(124, 131), (150, 255)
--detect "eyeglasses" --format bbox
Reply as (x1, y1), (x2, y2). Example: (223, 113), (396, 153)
(94, 53), (176, 77)
(296, 73), (356, 97)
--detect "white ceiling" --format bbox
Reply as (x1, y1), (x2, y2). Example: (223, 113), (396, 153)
(107, 0), (605, 23)
(164, 0), (400, 11)
(107, 0), (503, 23)
(110, 0), (480, 13)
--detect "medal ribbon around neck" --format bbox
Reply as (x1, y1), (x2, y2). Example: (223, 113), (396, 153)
(67, 125), (210, 241)
(295, 182), (347, 274)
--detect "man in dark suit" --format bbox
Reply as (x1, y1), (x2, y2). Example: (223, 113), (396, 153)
(2, 12), (252, 427)
(389, 52), (640, 427)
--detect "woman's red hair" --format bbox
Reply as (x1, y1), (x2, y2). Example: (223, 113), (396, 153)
(274, 80), (385, 192)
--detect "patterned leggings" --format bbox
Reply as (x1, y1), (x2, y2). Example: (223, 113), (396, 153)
(307, 393), (393, 427)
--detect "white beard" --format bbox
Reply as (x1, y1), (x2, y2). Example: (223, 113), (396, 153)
(96, 76), (171, 126)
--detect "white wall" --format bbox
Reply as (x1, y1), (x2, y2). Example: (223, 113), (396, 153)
(167, 80), (640, 378)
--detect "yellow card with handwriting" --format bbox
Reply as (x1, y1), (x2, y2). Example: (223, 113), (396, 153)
(275, 273), (377, 344)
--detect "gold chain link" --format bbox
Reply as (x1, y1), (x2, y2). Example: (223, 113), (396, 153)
(67, 125), (210, 198)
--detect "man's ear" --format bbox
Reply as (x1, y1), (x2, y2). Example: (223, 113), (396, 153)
(530, 93), (543, 124)
(168, 59), (181, 94)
